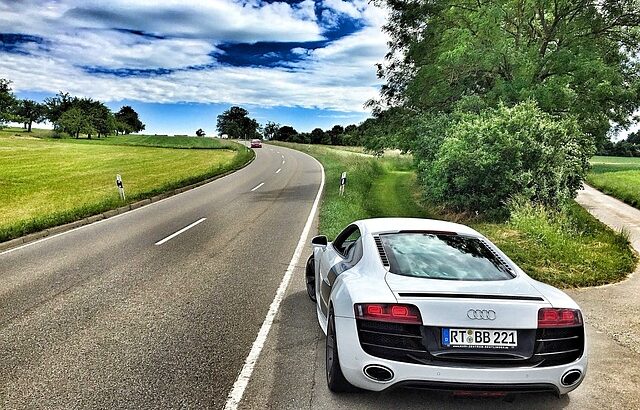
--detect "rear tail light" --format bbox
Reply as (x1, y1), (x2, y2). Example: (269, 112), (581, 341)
(538, 308), (582, 328)
(354, 303), (422, 325)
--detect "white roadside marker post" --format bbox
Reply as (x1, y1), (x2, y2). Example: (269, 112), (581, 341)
(339, 171), (347, 196)
(116, 174), (125, 200)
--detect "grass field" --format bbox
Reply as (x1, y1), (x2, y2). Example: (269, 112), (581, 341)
(587, 156), (640, 208)
(0, 128), (253, 242)
(272, 142), (635, 288)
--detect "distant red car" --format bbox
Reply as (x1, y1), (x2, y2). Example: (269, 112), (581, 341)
(250, 139), (262, 148)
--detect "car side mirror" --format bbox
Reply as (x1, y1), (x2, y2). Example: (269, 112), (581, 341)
(311, 235), (328, 249)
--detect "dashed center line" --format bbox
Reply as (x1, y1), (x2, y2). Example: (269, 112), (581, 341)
(155, 218), (207, 246)
(282, 160), (285, 165)
(276, 168), (281, 174)
(251, 182), (265, 192)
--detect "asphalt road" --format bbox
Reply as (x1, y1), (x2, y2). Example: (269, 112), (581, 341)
(0, 143), (323, 409)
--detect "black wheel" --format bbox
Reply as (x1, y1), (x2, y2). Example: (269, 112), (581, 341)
(326, 309), (356, 393)
(305, 254), (317, 302)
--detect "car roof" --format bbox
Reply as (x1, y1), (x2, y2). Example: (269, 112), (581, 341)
(355, 217), (481, 237)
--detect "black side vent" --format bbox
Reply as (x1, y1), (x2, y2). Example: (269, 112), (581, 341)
(374, 236), (389, 267)
(481, 240), (514, 274)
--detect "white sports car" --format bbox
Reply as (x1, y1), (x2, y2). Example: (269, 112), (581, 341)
(305, 218), (587, 396)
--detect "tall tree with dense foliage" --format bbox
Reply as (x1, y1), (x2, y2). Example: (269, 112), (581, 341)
(216, 106), (260, 139)
(0, 78), (16, 125)
(115, 106), (145, 134)
(263, 121), (280, 140)
(15, 100), (46, 132)
(310, 128), (326, 144)
(274, 125), (298, 142)
(374, 0), (640, 147)
(58, 107), (92, 138)
(44, 92), (75, 126)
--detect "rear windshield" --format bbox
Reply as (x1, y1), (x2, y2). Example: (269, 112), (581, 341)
(379, 233), (513, 281)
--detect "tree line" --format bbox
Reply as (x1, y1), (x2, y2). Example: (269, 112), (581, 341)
(0, 78), (145, 138)
(215, 106), (364, 146)
(598, 132), (640, 157)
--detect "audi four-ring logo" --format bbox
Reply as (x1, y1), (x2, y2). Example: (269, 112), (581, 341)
(467, 309), (496, 320)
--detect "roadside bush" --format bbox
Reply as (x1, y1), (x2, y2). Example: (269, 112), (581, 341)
(418, 102), (594, 213)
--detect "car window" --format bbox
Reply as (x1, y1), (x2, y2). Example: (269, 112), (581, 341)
(379, 232), (513, 281)
(333, 225), (361, 256)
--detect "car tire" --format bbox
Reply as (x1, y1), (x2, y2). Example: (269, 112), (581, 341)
(326, 309), (356, 393)
(305, 254), (317, 303)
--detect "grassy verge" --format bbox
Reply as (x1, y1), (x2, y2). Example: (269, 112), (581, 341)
(272, 142), (636, 288)
(587, 156), (640, 208)
(63, 134), (236, 150)
(0, 127), (234, 149)
(0, 129), (253, 242)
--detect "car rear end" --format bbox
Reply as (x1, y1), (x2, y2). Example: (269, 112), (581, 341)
(334, 230), (587, 395)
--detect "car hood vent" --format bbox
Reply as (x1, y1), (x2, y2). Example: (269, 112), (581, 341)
(374, 236), (389, 267)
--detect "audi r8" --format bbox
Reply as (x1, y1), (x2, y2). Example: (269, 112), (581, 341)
(305, 218), (587, 396)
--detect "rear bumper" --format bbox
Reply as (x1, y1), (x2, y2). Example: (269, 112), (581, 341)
(335, 316), (587, 395)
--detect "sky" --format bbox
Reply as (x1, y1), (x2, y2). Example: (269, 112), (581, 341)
(0, 0), (389, 135)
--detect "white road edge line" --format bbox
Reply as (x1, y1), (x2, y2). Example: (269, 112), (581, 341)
(275, 168), (281, 174)
(154, 218), (206, 246)
(223, 151), (325, 410)
(250, 182), (264, 192)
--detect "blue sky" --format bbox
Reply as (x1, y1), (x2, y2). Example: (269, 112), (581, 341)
(0, 0), (388, 134)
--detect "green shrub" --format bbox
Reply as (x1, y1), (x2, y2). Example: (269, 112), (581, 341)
(418, 102), (594, 213)
(475, 197), (636, 288)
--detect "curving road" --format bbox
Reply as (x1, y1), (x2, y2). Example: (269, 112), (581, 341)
(0, 143), (323, 409)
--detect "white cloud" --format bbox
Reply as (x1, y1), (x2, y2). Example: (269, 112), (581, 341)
(322, 0), (363, 19)
(0, 0), (323, 43)
(0, 0), (389, 112)
(51, 31), (217, 69)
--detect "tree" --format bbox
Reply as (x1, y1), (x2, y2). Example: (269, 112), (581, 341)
(627, 131), (640, 145)
(80, 99), (114, 138)
(44, 92), (75, 126)
(115, 106), (145, 134)
(58, 107), (92, 138)
(328, 125), (345, 145)
(263, 121), (280, 140)
(15, 99), (46, 132)
(196, 128), (206, 137)
(274, 125), (298, 142)
(216, 106), (260, 139)
(0, 78), (16, 125)
(374, 0), (640, 147)
(310, 128), (326, 144)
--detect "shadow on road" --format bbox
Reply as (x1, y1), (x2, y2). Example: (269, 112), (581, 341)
(329, 387), (571, 410)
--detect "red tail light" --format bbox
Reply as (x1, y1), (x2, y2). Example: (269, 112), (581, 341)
(538, 308), (582, 328)
(354, 303), (422, 325)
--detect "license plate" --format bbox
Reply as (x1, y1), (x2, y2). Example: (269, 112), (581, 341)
(442, 328), (517, 347)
